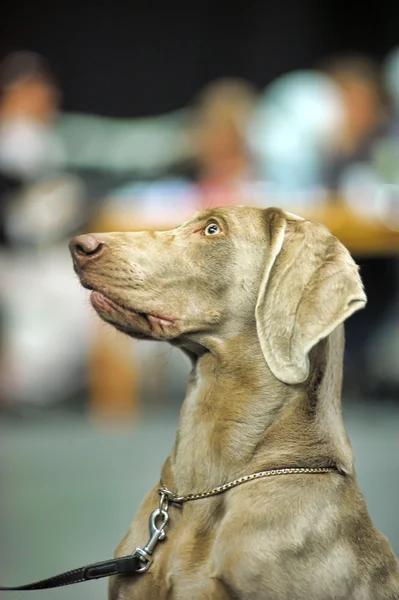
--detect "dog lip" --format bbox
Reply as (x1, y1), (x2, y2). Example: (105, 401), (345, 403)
(89, 291), (107, 315)
(90, 290), (175, 326)
(90, 290), (136, 315)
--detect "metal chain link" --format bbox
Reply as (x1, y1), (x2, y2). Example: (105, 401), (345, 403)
(159, 466), (337, 504)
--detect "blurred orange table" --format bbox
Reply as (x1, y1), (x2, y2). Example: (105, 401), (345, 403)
(301, 203), (399, 257)
(89, 200), (399, 422)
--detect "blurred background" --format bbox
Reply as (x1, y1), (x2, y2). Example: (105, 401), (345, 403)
(0, 1), (398, 598)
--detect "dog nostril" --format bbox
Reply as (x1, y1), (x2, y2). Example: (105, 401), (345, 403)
(70, 235), (104, 258)
(76, 241), (103, 256)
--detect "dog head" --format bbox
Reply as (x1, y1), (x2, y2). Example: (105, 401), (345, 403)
(70, 206), (366, 383)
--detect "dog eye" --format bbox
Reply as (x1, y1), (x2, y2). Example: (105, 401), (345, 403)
(204, 223), (220, 236)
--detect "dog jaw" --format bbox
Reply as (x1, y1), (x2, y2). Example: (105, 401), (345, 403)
(90, 290), (178, 340)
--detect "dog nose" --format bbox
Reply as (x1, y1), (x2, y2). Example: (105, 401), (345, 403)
(69, 234), (104, 263)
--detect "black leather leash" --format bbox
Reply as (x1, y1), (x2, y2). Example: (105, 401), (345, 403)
(0, 489), (171, 592)
(0, 467), (338, 592)
(0, 488), (172, 592)
(0, 555), (141, 591)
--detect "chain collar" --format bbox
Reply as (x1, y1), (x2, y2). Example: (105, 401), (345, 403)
(159, 466), (338, 504)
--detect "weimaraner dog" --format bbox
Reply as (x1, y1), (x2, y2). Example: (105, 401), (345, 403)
(70, 206), (399, 600)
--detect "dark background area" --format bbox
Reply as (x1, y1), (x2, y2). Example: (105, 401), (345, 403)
(1, 0), (399, 117)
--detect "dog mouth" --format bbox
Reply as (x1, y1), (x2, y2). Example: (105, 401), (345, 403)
(89, 289), (176, 339)
(90, 289), (141, 318)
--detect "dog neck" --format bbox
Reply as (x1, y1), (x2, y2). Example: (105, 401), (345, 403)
(166, 325), (353, 496)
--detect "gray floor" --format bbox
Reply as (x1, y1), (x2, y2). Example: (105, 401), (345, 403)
(0, 402), (398, 600)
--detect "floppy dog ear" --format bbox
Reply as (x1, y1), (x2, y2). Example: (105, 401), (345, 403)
(256, 209), (367, 384)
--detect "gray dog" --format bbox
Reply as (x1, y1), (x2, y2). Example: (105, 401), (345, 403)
(70, 206), (399, 599)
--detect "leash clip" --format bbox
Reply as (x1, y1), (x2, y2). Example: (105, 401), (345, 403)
(133, 508), (169, 572)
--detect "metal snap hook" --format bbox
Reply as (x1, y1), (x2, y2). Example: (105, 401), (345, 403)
(133, 508), (169, 572)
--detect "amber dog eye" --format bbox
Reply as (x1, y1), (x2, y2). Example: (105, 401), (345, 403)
(204, 223), (220, 236)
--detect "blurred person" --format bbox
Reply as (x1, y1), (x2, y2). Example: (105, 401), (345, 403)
(184, 77), (259, 207)
(0, 51), (87, 244)
(326, 53), (399, 230)
(0, 51), (67, 245)
(321, 54), (399, 397)
(247, 70), (344, 208)
(321, 54), (393, 191)
(382, 47), (399, 177)
(384, 47), (399, 117)
(0, 52), (90, 410)
(0, 51), (64, 180)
